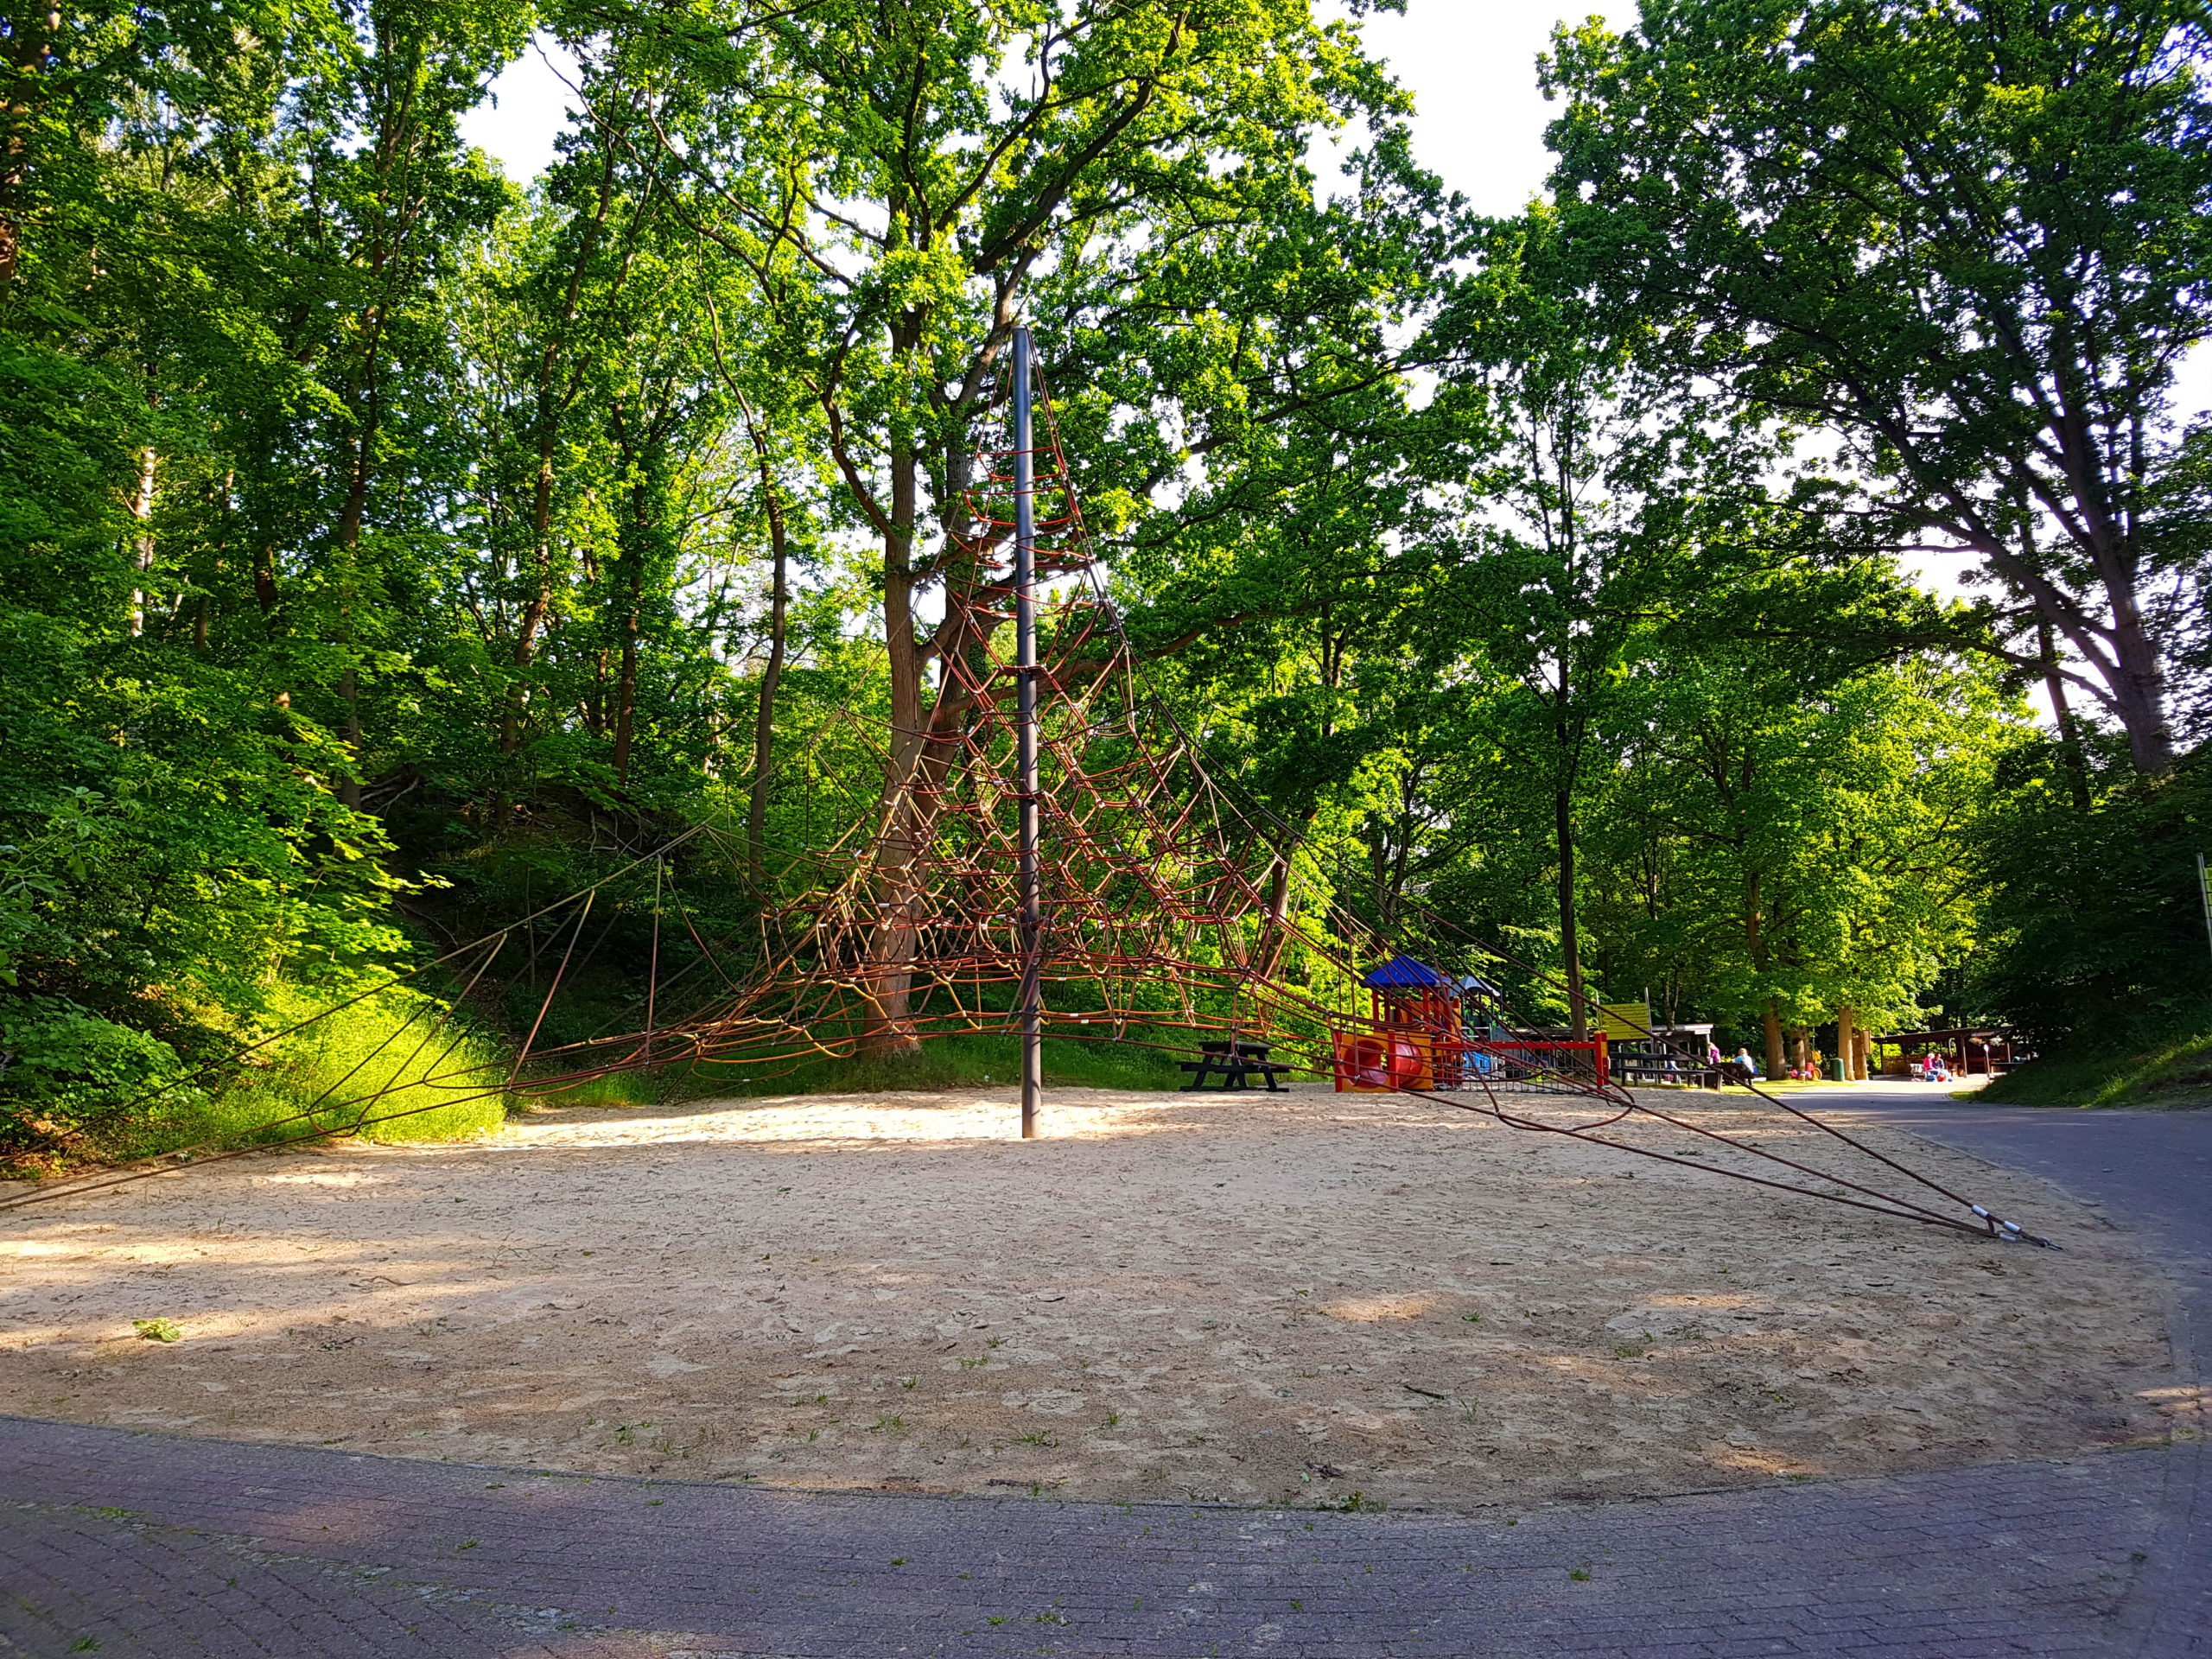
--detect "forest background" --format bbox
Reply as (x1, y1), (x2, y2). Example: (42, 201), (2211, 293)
(4, 0), (2212, 1165)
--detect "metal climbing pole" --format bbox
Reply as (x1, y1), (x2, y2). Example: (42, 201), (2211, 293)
(1014, 327), (1043, 1138)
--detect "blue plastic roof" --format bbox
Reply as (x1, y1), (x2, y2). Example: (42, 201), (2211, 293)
(1361, 954), (1452, 989)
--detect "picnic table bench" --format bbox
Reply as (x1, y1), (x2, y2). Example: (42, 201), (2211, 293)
(1608, 1045), (1725, 1090)
(1179, 1040), (1294, 1092)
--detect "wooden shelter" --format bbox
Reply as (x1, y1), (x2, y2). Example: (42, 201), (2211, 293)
(1870, 1027), (2028, 1077)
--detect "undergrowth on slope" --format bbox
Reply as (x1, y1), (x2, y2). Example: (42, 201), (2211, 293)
(1977, 998), (2212, 1109)
(89, 985), (511, 1162)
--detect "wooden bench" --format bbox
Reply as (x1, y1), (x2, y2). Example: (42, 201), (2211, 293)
(1179, 1040), (1294, 1093)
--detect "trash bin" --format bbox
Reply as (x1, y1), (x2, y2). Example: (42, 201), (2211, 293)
(1827, 1055), (1847, 1082)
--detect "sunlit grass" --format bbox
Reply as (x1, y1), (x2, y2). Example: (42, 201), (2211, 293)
(83, 996), (1223, 1166)
(523, 1068), (663, 1109)
(96, 986), (512, 1161)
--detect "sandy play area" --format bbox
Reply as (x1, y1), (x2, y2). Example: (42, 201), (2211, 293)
(0, 1084), (2178, 1512)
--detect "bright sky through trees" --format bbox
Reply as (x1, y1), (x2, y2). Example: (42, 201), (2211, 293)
(460, 3), (2210, 431)
(461, 4), (1637, 216)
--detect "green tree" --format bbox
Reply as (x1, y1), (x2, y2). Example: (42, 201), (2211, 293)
(1594, 580), (2017, 1074)
(583, 0), (1440, 1049)
(1543, 0), (2212, 772)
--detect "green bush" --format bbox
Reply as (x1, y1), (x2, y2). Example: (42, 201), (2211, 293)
(0, 995), (201, 1149)
(1979, 999), (2212, 1109)
(1970, 749), (2212, 1046)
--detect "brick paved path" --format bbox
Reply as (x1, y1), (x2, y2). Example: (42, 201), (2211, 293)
(3, 1087), (2202, 1659)
(1823, 1090), (2210, 1658)
(0, 1414), (2174, 1657)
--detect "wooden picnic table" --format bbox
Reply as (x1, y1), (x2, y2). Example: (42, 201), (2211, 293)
(1179, 1040), (1294, 1093)
(1607, 1041), (1726, 1090)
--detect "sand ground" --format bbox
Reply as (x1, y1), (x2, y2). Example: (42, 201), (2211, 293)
(0, 1084), (2177, 1513)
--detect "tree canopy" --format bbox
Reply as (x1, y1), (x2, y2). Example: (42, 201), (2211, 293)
(1541, 0), (2212, 772)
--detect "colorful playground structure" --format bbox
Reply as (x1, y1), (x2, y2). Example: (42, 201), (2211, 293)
(1332, 955), (1615, 1094)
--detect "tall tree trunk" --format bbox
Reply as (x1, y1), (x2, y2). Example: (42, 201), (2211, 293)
(506, 144), (620, 756)
(2100, 574), (2174, 774)
(0, 3), (56, 284)
(333, 354), (379, 812)
(741, 403), (791, 886)
(338, 664), (362, 809)
(610, 518), (645, 790)
(1252, 839), (1300, 979)
(608, 415), (657, 791)
(336, 374), (377, 551)
(837, 304), (1015, 1059)
(2037, 614), (2093, 813)
(252, 543), (280, 619)
(611, 620), (639, 785)
(859, 423), (929, 1058)
(1745, 868), (1783, 1076)
(501, 400), (559, 755)
(1836, 1005), (1857, 1083)
(582, 657), (607, 738)
(1554, 785), (1586, 1039)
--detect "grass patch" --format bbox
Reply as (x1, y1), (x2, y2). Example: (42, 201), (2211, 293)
(521, 1068), (664, 1109)
(1979, 1001), (2212, 1109)
(674, 1027), (1188, 1100)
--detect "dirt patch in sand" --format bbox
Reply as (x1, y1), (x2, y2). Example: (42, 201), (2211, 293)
(0, 1085), (2178, 1511)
